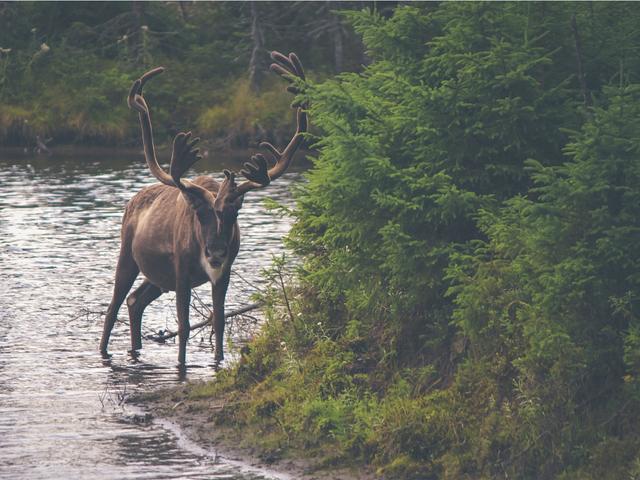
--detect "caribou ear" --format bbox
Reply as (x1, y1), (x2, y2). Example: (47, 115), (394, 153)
(180, 187), (215, 223)
(223, 169), (236, 183)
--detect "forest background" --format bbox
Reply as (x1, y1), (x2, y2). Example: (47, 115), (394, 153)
(0, 1), (373, 148)
(5, 2), (640, 479)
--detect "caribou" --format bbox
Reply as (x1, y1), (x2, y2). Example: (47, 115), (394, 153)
(99, 51), (307, 366)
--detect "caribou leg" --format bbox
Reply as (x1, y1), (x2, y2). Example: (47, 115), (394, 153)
(126, 280), (163, 351)
(212, 270), (231, 363)
(175, 274), (192, 366)
(100, 247), (139, 357)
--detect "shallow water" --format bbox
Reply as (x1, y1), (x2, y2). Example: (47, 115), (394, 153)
(0, 148), (303, 479)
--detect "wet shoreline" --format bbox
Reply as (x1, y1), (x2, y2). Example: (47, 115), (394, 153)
(124, 403), (296, 480)
(130, 384), (378, 480)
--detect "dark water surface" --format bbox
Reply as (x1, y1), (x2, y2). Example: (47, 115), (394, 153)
(0, 148), (303, 479)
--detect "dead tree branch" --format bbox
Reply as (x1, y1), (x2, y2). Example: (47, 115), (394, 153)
(146, 302), (264, 343)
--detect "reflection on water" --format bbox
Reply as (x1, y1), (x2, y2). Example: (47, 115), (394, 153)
(0, 149), (303, 479)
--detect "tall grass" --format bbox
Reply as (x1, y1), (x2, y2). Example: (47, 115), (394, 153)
(197, 78), (294, 147)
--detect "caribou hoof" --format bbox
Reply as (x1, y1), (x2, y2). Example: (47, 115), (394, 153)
(128, 349), (141, 362)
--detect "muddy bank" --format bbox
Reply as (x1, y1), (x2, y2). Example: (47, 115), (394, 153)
(132, 384), (379, 480)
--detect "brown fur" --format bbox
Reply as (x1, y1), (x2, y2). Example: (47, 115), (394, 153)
(122, 176), (229, 292)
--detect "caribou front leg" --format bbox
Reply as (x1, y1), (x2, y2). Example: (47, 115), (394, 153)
(175, 272), (192, 367)
(212, 270), (231, 362)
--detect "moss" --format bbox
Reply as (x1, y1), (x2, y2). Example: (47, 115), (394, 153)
(377, 454), (437, 480)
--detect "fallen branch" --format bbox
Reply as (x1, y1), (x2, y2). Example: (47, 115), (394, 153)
(70, 307), (106, 322)
(146, 302), (264, 343)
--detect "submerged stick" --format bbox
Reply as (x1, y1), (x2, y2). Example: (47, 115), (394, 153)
(146, 302), (264, 343)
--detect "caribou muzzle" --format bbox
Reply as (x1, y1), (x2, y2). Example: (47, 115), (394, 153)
(205, 243), (228, 267)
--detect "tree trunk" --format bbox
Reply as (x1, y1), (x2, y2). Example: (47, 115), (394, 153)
(178, 1), (190, 21)
(332, 15), (344, 73)
(571, 13), (592, 107)
(131, 1), (146, 64)
(249, 1), (265, 93)
(328, 3), (344, 73)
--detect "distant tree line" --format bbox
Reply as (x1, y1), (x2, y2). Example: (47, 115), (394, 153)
(0, 1), (392, 147)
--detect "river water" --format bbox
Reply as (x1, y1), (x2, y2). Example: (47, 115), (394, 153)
(0, 148), (303, 480)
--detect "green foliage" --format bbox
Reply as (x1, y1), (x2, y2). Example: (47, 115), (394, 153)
(290, 2), (585, 368)
(193, 3), (640, 478)
(448, 85), (640, 477)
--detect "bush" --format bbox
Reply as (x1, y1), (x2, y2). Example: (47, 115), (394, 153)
(188, 3), (640, 477)
(449, 85), (640, 477)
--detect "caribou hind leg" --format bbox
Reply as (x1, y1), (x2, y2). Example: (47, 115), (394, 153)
(126, 279), (163, 351)
(100, 245), (139, 357)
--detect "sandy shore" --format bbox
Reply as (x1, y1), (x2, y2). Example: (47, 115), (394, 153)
(130, 384), (379, 480)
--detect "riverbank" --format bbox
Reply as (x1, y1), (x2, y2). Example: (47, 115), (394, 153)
(0, 144), (313, 175)
(133, 383), (379, 480)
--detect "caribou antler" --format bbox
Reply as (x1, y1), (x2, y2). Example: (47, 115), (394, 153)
(128, 68), (204, 195)
(128, 68), (174, 187)
(232, 51), (308, 198)
(169, 131), (203, 191)
(240, 153), (270, 186)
